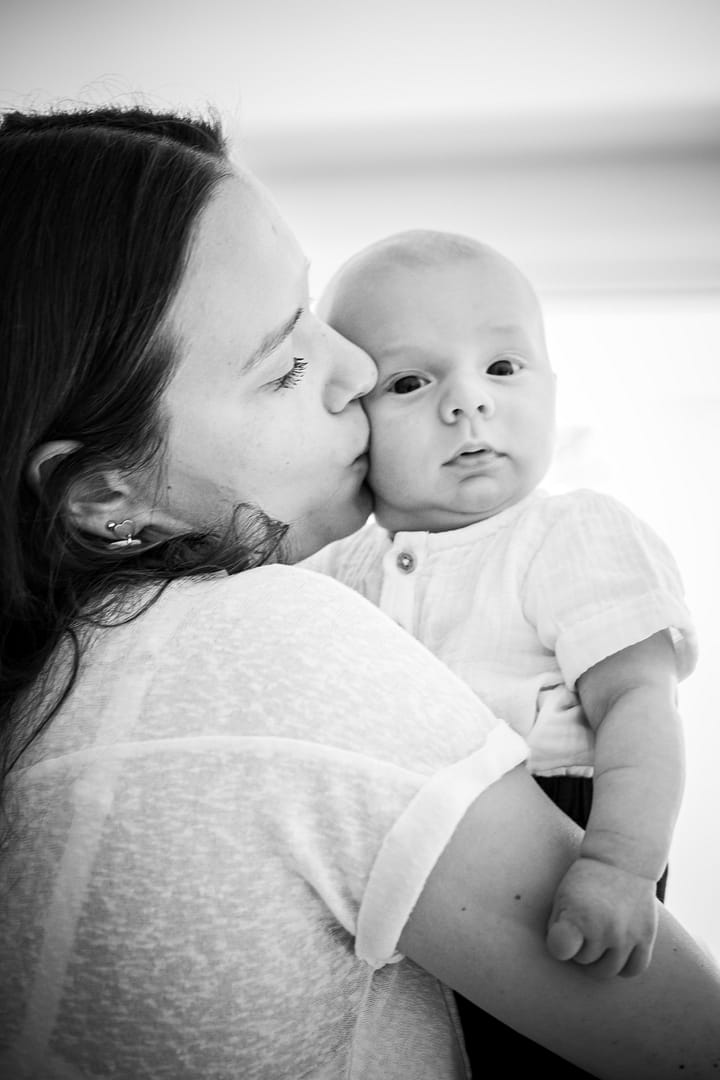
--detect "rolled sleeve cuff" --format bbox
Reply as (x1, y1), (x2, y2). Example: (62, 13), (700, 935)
(355, 723), (528, 968)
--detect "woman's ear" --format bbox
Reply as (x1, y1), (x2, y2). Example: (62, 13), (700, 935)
(26, 440), (82, 493)
(65, 470), (145, 541)
(66, 473), (194, 544)
(27, 442), (192, 544)
(26, 441), (134, 542)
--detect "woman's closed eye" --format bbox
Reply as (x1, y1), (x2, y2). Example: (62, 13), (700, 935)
(272, 357), (308, 391)
(388, 373), (429, 395)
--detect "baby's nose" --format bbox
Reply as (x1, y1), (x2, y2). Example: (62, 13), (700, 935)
(440, 381), (495, 422)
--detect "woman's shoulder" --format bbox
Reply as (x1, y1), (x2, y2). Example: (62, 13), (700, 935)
(147, 566), (506, 751)
(161, 563), (385, 631)
(134, 564), (443, 685)
(55, 564), (516, 776)
(159, 563), (434, 669)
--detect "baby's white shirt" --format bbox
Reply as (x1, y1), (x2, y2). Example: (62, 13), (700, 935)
(304, 489), (697, 776)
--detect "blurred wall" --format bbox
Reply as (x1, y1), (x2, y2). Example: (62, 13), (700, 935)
(241, 110), (720, 297)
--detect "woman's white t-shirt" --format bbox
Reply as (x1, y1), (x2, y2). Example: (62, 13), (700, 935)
(0, 566), (526, 1080)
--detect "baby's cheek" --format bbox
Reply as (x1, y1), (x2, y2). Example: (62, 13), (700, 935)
(368, 411), (402, 460)
(367, 444), (394, 494)
(369, 434), (418, 500)
(366, 406), (392, 460)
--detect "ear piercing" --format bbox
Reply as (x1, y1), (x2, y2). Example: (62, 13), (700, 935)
(106, 519), (142, 548)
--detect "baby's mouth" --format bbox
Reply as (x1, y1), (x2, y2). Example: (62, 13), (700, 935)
(445, 445), (499, 466)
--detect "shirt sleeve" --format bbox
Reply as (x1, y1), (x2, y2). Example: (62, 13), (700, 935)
(521, 490), (698, 689)
(354, 725), (522, 966)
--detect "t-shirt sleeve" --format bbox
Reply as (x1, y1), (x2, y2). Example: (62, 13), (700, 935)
(521, 490), (698, 689)
(217, 725), (525, 971)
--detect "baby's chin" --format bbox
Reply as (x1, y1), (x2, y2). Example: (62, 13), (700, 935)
(372, 502), (489, 534)
(372, 489), (533, 534)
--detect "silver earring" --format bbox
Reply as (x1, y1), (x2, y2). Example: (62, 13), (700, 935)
(106, 519), (142, 548)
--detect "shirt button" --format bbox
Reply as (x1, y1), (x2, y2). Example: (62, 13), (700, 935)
(396, 551), (416, 573)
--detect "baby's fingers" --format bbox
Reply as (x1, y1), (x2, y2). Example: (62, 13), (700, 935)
(545, 918), (623, 973)
(546, 920), (653, 979)
(569, 942), (650, 979)
(545, 924), (634, 977)
(619, 942), (653, 979)
(545, 915), (584, 961)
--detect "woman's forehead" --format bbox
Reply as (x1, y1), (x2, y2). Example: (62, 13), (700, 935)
(166, 172), (304, 343)
(189, 172), (295, 275)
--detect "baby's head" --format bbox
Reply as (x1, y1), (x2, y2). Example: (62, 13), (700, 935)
(318, 229), (556, 533)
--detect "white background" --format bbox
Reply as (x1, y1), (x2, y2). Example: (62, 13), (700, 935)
(2, 0), (719, 963)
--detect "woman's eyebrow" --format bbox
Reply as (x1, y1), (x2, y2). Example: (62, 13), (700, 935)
(242, 307), (303, 373)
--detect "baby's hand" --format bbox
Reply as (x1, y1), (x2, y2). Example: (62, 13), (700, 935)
(545, 856), (659, 978)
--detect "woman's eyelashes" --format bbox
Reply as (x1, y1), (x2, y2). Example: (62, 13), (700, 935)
(272, 357), (308, 391)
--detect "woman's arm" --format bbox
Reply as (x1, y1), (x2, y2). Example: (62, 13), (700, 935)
(398, 765), (720, 1079)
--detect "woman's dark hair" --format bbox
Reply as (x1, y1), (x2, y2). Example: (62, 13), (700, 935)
(0, 106), (287, 796)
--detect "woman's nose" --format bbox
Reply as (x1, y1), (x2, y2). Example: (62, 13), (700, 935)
(324, 323), (377, 412)
(440, 379), (495, 423)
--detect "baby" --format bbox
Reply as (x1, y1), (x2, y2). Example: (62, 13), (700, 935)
(304, 229), (697, 982)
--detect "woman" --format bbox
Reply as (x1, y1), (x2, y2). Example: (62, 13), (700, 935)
(0, 106), (718, 1080)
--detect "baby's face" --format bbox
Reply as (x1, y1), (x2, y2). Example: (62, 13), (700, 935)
(326, 252), (556, 532)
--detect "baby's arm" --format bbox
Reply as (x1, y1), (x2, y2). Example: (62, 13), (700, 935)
(545, 629), (685, 977)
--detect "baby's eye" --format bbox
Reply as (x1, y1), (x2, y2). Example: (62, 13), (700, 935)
(388, 374), (428, 395)
(487, 357), (521, 376)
